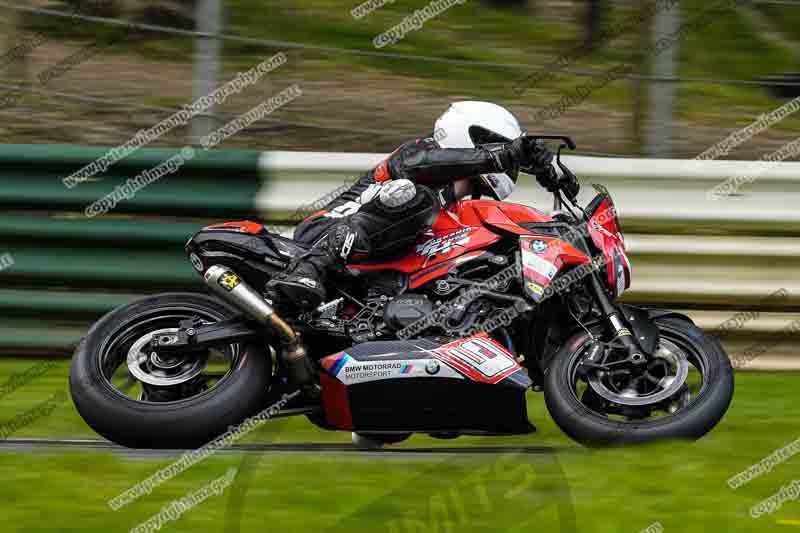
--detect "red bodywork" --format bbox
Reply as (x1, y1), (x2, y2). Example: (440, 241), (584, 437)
(586, 197), (631, 297)
(349, 200), (554, 288)
(203, 221), (266, 234)
(317, 333), (530, 432)
(209, 195), (630, 297)
(208, 198), (629, 434)
(519, 235), (592, 302)
(350, 196), (630, 298)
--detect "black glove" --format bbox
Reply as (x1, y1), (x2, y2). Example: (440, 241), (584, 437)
(487, 137), (552, 173)
(537, 165), (580, 199)
(520, 138), (555, 175)
(487, 138), (560, 191)
(536, 165), (559, 193)
(519, 139), (564, 195)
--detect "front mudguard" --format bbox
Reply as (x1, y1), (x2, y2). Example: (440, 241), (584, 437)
(618, 305), (696, 356)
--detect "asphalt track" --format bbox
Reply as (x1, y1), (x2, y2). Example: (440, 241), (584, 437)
(0, 438), (569, 456)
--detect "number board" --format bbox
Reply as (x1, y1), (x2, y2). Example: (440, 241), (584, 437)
(434, 337), (520, 384)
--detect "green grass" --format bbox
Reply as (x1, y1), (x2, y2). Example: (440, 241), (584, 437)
(0, 358), (799, 531)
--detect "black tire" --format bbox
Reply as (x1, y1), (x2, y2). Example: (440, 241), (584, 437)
(544, 317), (734, 446)
(70, 292), (272, 449)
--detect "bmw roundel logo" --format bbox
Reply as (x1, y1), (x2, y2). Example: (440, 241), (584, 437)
(425, 360), (441, 375)
(531, 240), (547, 254)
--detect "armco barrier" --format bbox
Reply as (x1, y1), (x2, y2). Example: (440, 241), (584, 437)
(0, 146), (797, 369)
(0, 144), (262, 355)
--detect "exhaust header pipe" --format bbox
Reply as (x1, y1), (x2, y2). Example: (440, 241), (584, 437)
(203, 265), (317, 395)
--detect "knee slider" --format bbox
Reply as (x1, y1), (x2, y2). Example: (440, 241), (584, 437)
(379, 179), (417, 208)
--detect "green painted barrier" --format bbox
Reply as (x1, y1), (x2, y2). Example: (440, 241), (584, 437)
(0, 144), (265, 356)
(0, 289), (139, 316)
(0, 144), (261, 176)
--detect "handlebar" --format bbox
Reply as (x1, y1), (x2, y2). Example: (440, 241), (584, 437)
(521, 134), (580, 207)
(523, 134), (576, 151)
(475, 134), (580, 211)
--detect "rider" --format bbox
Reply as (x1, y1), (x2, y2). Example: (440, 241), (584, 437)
(268, 101), (559, 309)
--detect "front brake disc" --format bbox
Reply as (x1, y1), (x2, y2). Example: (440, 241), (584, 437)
(586, 339), (689, 407)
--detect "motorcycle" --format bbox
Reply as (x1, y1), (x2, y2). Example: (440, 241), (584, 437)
(70, 136), (734, 448)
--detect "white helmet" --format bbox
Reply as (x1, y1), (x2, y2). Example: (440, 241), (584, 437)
(434, 101), (524, 200)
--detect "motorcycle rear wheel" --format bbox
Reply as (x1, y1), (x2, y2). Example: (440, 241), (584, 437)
(70, 292), (272, 449)
(544, 317), (734, 447)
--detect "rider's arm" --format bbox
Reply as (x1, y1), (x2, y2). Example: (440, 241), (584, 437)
(379, 139), (508, 188)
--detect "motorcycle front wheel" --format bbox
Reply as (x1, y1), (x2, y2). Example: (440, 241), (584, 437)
(544, 316), (734, 447)
(70, 292), (272, 449)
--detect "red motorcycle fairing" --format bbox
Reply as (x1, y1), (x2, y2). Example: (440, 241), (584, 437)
(348, 224), (499, 275)
(348, 199), (552, 276)
(454, 200), (554, 234)
(407, 250), (487, 289)
(586, 195), (631, 297)
(519, 235), (592, 303)
(203, 220), (266, 234)
(318, 336), (534, 434)
(432, 336), (524, 384)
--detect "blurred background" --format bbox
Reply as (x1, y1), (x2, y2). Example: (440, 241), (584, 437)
(0, 0), (797, 366)
(1, 0), (800, 154)
(0, 1), (798, 532)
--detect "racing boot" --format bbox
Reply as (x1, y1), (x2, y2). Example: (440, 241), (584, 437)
(267, 224), (363, 310)
(267, 248), (332, 310)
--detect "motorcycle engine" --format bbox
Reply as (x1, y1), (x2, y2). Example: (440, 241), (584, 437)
(383, 294), (435, 331)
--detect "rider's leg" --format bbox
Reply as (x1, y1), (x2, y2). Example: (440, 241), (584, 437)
(264, 217), (335, 309)
(268, 180), (438, 309)
(350, 179), (439, 258)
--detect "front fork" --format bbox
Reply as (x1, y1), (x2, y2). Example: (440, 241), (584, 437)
(583, 274), (649, 368)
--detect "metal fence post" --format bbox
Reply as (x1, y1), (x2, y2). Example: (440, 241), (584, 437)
(191, 0), (223, 144)
(645, 2), (679, 157)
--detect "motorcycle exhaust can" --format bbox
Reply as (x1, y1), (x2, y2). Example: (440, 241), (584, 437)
(203, 265), (318, 395)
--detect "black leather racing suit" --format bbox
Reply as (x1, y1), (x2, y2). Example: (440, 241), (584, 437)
(294, 135), (508, 256)
(269, 134), (519, 308)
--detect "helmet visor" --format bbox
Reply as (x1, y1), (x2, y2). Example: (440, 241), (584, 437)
(469, 125), (512, 146)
